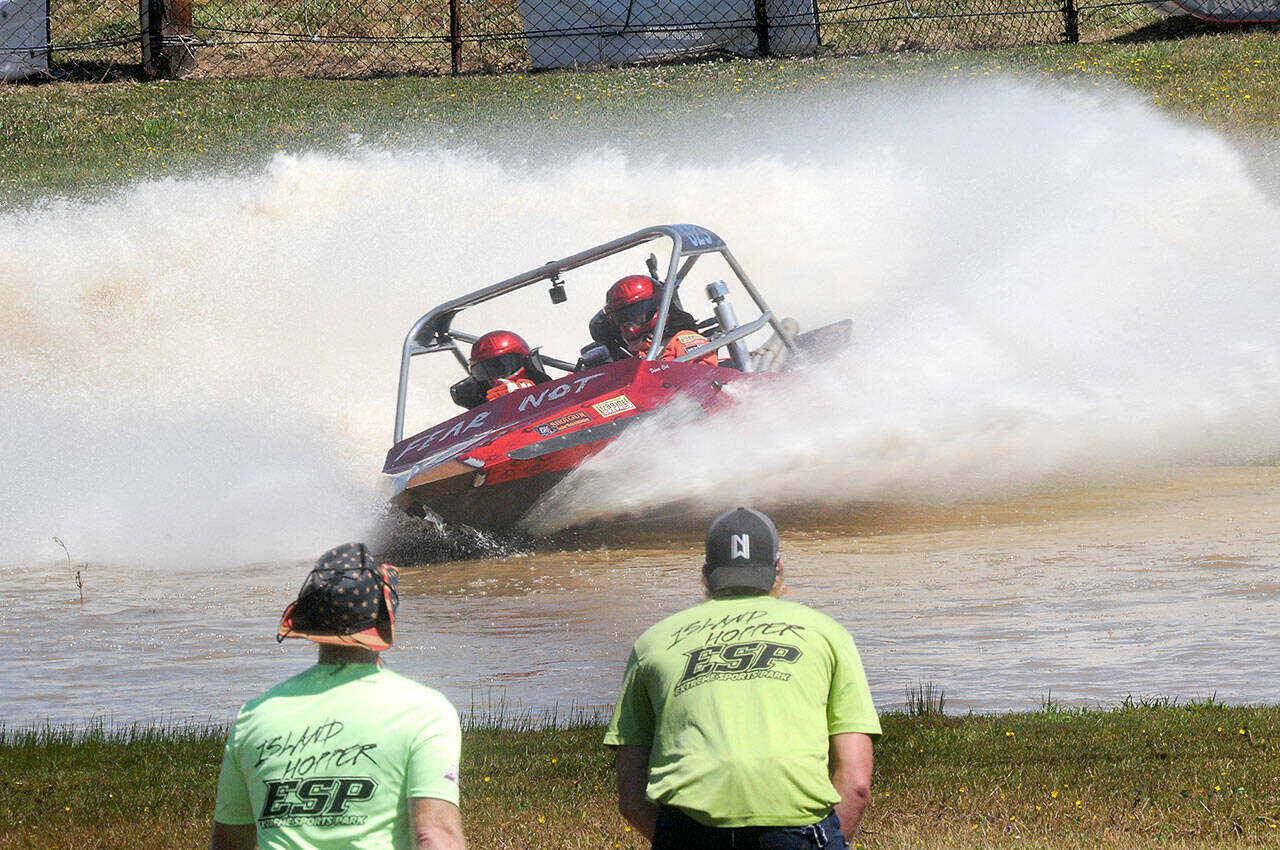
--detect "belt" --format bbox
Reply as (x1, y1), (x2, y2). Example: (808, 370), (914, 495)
(657, 806), (842, 848)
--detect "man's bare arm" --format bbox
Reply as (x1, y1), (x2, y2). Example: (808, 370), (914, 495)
(209, 821), (256, 850)
(411, 797), (466, 850)
(615, 745), (659, 840)
(829, 732), (874, 840)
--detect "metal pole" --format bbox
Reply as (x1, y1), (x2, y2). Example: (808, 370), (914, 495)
(753, 0), (771, 56)
(139, 0), (168, 78)
(449, 0), (462, 74)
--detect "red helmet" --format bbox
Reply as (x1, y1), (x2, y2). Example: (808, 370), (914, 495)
(469, 330), (531, 384)
(605, 275), (662, 344)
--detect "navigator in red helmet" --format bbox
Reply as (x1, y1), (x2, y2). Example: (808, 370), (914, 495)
(604, 275), (718, 366)
(469, 330), (538, 401)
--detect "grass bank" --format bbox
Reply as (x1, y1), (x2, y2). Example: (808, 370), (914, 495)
(1, 31), (1278, 200)
(2, 700), (1277, 849)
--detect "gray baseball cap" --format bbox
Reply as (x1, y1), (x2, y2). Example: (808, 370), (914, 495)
(703, 507), (780, 594)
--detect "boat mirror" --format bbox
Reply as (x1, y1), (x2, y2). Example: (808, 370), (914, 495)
(577, 343), (613, 370)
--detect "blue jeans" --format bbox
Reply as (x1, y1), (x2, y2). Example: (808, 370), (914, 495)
(652, 806), (849, 850)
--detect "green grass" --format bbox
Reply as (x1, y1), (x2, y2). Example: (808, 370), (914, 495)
(2, 701), (1277, 849)
(2, 31), (1278, 201)
(0, 720), (227, 850)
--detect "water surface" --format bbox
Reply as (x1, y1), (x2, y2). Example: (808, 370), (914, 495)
(6, 467), (1275, 727)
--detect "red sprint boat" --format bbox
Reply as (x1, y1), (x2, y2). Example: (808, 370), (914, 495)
(379, 224), (849, 532)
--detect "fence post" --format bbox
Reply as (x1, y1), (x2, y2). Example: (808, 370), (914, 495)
(753, 0), (770, 56)
(139, 0), (194, 78)
(449, 0), (462, 74)
(140, 0), (168, 78)
(1063, 0), (1079, 42)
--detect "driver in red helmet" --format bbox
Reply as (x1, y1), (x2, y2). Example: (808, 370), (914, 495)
(604, 275), (718, 367)
(470, 330), (537, 401)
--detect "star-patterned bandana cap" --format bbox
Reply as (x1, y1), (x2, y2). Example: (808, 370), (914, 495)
(277, 543), (399, 651)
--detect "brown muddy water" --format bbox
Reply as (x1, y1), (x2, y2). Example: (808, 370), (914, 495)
(5, 466), (1276, 728)
(5, 83), (1280, 729)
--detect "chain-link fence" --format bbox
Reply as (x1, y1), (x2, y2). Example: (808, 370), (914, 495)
(0, 0), (1276, 81)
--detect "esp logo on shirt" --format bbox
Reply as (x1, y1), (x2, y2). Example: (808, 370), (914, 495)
(261, 776), (378, 817)
(676, 641), (803, 693)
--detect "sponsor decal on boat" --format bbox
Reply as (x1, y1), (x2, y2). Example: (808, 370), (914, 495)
(592, 395), (637, 418)
(516, 373), (606, 413)
(534, 410), (592, 436)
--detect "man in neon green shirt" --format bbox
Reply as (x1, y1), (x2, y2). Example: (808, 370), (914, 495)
(211, 543), (466, 850)
(604, 508), (881, 849)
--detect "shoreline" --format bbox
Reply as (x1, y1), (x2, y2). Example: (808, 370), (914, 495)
(5, 701), (1277, 848)
(2, 691), (1277, 738)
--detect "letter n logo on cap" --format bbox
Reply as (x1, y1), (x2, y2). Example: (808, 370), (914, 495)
(731, 534), (750, 560)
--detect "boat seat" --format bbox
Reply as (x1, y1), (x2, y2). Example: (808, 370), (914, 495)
(450, 358), (554, 409)
(450, 377), (488, 410)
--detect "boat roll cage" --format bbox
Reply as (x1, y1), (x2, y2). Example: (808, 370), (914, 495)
(393, 223), (797, 443)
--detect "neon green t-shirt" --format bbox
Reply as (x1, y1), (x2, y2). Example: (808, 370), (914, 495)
(214, 662), (461, 850)
(604, 595), (881, 828)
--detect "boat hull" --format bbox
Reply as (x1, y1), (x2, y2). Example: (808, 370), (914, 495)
(380, 357), (750, 532)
